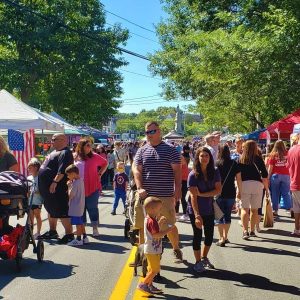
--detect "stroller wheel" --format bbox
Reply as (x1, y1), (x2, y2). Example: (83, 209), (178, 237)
(37, 241), (44, 262)
(16, 253), (22, 272)
(124, 218), (130, 238)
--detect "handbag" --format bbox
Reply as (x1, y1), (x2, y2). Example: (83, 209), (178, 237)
(263, 196), (274, 228)
(213, 162), (235, 220)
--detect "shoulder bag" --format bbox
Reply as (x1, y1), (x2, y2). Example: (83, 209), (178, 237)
(213, 161), (235, 220)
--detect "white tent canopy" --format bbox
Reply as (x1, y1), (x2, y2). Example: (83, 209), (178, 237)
(0, 89), (64, 131)
(293, 124), (300, 134)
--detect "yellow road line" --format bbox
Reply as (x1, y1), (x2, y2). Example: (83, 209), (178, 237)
(109, 246), (137, 300)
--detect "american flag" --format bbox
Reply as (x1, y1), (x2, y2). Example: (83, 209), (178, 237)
(8, 129), (35, 176)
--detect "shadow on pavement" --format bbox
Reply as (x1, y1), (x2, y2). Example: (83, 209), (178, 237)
(260, 228), (294, 237)
(259, 236), (300, 247)
(98, 233), (129, 244)
(0, 259), (76, 291)
(100, 223), (124, 229)
(230, 242), (300, 258)
(82, 241), (129, 254)
(161, 264), (300, 297)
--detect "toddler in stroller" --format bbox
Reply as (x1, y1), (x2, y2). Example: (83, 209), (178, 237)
(0, 171), (44, 271)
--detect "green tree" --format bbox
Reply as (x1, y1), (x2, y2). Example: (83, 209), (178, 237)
(150, 1), (300, 132)
(0, 0), (128, 126)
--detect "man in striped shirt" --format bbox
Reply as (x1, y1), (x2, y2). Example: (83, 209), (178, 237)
(133, 121), (183, 262)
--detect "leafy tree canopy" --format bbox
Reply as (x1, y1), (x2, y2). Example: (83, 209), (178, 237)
(0, 0), (128, 127)
(150, 0), (300, 132)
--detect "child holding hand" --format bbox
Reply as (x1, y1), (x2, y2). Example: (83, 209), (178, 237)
(65, 164), (88, 246)
(137, 196), (174, 295)
(27, 158), (43, 239)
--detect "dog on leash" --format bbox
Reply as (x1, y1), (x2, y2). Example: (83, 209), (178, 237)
(133, 244), (148, 277)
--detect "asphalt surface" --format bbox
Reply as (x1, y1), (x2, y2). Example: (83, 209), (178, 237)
(0, 191), (299, 300)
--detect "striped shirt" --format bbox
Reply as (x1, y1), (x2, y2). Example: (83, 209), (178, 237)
(134, 142), (181, 197)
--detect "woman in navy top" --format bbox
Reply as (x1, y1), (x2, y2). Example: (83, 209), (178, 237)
(188, 147), (221, 273)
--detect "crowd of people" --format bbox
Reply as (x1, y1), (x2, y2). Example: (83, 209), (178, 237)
(0, 122), (299, 295)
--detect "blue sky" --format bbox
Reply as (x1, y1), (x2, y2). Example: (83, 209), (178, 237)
(100, 0), (193, 114)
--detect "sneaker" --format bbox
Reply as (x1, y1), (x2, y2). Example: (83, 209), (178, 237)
(67, 239), (83, 246)
(201, 257), (215, 269)
(149, 284), (163, 294)
(38, 230), (58, 240)
(137, 283), (153, 295)
(224, 239), (230, 244)
(193, 261), (206, 273)
(242, 231), (250, 240)
(93, 227), (100, 237)
(173, 248), (183, 262)
(83, 236), (90, 244)
(216, 240), (226, 247)
(179, 214), (189, 222)
(58, 234), (74, 244)
(111, 210), (116, 215)
(249, 231), (257, 237)
(33, 233), (40, 240)
(291, 229), (300, 236)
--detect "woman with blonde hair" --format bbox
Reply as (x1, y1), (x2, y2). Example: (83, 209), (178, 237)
(239, 140), (269, 240)
(0, 135), (19, 172)
(268, 140), (291, 217)
(0, 134), (19, 231)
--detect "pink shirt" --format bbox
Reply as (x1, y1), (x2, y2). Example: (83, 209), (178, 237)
(287, 145), (300, 191)
(84, 153), (107, 196)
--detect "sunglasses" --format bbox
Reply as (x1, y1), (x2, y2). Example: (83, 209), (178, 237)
(51, 138), (61, 142)
(145, 129), (157, 135)
(85, 143), (92, 147)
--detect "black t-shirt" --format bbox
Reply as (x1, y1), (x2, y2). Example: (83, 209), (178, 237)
(39, 147), (74, 188)
(182, 145), (190, 157)
(239, 156), (268, 182)
(217, 160), (241, 198)
(0, 152), (17, 172)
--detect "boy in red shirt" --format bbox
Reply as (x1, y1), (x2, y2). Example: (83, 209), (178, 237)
(137, 197), (174, 295)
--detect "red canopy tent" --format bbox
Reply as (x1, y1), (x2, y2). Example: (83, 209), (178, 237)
(259, 109), (300, 140)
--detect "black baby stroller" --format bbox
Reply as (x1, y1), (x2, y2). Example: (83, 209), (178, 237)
(124, 180), (140, 245)
(0, 171), (44, 271)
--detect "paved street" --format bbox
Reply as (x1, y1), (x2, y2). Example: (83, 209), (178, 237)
(0, 191), (299, 300)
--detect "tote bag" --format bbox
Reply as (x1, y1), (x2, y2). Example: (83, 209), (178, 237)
(263, 196), (274, 227)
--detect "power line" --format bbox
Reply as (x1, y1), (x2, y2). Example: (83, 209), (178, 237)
(106, 22), (159, 44)
(2, 0), (150, 61)
(118, 97), (165, 103)
(119, 69), (160, 80)
(117, 94), (160, 101)
(98, 2), (156, 34)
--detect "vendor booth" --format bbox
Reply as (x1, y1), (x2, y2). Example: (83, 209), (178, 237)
(259, 109), (300, 140)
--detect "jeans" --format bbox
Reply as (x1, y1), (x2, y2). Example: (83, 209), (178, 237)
(83, 190), (99, 226)
(106, 168), (114, 186)
(216, 197), (235, 224)
(175, 181), (188, 214)
(113, 189), (126, 211)
(189, 214), (214, 250)
(270, 174), (291, 211)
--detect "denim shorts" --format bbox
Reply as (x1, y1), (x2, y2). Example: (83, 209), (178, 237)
(70, 216), (84, 225)
(216, 197), (235, 224)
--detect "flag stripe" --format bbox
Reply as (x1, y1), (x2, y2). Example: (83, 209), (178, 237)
(9, 129), (35, 176)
